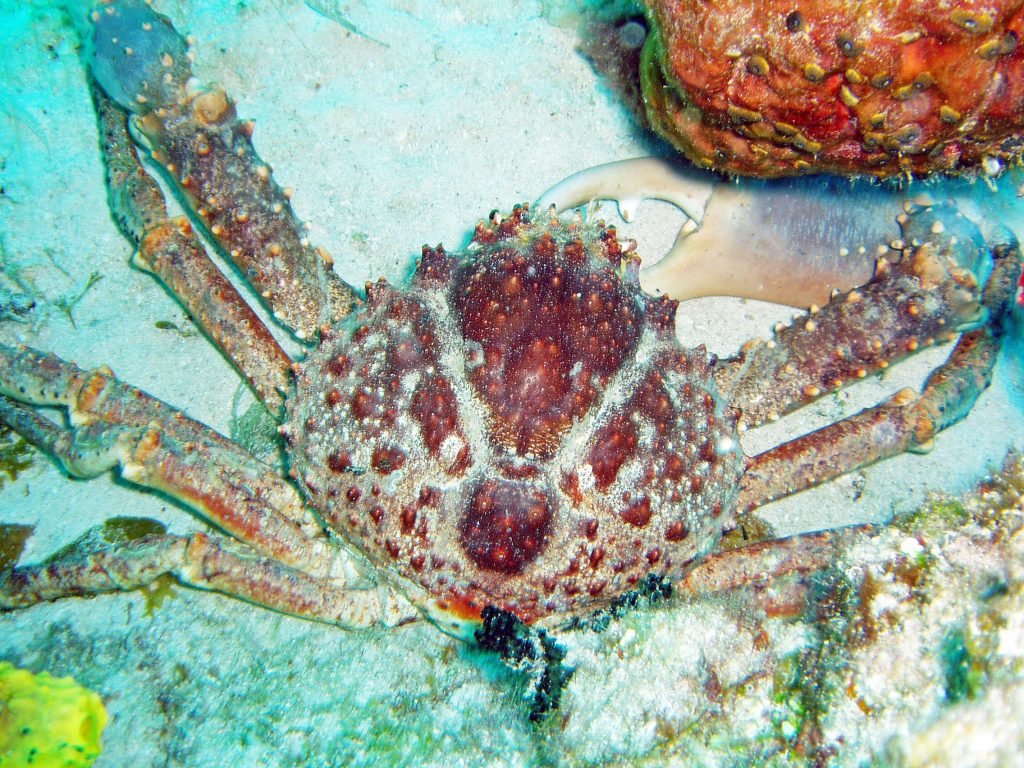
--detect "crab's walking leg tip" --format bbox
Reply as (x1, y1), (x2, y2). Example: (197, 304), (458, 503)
(83, 0), (193, 113)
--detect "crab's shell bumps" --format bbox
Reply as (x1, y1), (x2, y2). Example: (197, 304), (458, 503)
(287, 208), (743, 627)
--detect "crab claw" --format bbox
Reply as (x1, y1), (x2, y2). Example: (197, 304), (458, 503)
(535, 156), (713, 224)
(536, 156), (913, 308)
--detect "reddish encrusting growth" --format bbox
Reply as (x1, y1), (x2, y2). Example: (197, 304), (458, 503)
(640, 0), (1024, 177)
(287, 206), (744, 624)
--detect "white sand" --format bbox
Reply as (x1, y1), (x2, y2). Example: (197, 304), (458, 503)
(0, 1), (1022, 765)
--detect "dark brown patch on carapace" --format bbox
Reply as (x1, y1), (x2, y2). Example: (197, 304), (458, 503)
(452, 219), (643, 459)
(459, 479), (553, 574)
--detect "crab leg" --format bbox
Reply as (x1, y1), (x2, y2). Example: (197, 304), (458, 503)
(0, 346), (357, 584)
(0, 530), (417, 628)
(92, 82), (292, 412)
(678, 526), (866, 595)
(714, 204), (997, 428)
(84, 0), (358, 339)
(735, 241), (1020, 513)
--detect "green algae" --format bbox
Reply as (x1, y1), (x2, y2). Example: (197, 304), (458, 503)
(52, 271), (101, 329)
(719, 513), (776, 550)
(99, 518), (180, 616)
(940, 625), (989, 703)
(894, 496), (970, 534)
(0, 424), (34, 491)
(140, 575), (179, 617)
(765, 571), (858, 762)
(100, 517), (168, 544)
(43, 516), (168, 566)
(0, 524), (34, 573)
(153, 318), (199, 338)
(30, 517), (180, 616)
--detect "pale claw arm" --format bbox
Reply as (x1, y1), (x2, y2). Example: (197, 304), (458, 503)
(537, 156), (901, 308)
(639, 180), (888, 307)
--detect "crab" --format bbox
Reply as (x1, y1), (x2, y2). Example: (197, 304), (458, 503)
(0, 0), (1021, 678)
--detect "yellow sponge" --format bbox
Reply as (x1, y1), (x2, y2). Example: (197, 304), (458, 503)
(0, 662), (108, 768)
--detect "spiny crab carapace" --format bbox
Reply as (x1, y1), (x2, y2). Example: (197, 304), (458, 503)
(287, 206), (742, 629)
(0, 0), (1020, 648)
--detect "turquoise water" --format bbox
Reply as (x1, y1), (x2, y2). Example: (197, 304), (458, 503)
(1, 2), (1023, 765)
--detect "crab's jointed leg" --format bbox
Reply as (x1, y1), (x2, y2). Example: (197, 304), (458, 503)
(732, 234), (1021, 513)
(86, 0), (359, 340)
(0, 528), (415, 629)
(93, 83), (292, 412)
(715, 203), (994, 428)
(677, 526), (867, 597)
(0, 349), (418, 626)
(0, 348), (322, 570)
(4, 346), (351, 570)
